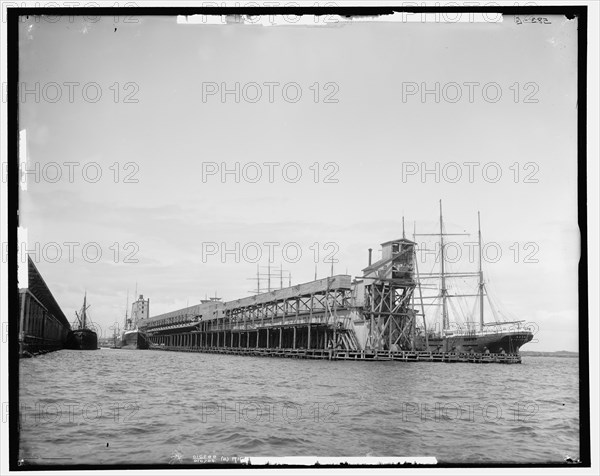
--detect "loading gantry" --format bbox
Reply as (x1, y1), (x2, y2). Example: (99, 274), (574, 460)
(361, 238), (417, 351)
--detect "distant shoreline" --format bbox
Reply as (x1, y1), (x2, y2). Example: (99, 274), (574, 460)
(521, 351), (579, 358)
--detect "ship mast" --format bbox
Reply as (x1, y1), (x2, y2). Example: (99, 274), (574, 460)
(439, 201), (449, 331)
(413, 222), (429, 349)
(82, 291), (87, 329)
(414, 205), (478, 333)
(124, 289), (129, 331)
(478, 211), (485, 331)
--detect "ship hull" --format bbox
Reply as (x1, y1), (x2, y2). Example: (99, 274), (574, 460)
(66, 329), (98, 350)
(120, 329), (149, 350)
(418, 330), (533, 354)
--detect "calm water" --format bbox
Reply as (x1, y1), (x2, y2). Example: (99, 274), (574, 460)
(18, 350), (580, 465)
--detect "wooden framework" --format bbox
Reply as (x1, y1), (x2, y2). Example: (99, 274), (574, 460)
(362, 238), (418, 351)
(364, 282), (416, 351)
(144, 275), (361, 351)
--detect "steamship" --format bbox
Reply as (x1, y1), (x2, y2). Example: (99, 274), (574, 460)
(121, 293), (150, 350)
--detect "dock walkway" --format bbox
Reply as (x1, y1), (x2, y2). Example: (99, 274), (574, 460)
(149, 345), (522, 364)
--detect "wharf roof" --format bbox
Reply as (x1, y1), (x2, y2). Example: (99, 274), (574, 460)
(20, 257), (70, 329)
(362, 256), (395, 273)
(380, 238), (416, 246)
(144, 274), (353, 323)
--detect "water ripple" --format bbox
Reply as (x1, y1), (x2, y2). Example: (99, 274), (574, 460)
(18, 351), (580, 465)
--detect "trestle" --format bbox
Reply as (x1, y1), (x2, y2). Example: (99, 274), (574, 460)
(147, 322), (358, 353)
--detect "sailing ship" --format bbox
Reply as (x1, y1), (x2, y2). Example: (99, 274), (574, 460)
(66, 293), (98, 350)
(121, 292), (150, 350)
(413, 202), (534, 354)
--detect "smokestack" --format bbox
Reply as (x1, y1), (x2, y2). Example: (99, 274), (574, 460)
(368, 248), (372, 266)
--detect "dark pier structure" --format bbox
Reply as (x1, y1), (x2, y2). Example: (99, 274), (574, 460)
(149, 346), (521, 364)
(143, 275), (360, 354)
(18, 257), (71, 356)
(141, 238), (523, 364)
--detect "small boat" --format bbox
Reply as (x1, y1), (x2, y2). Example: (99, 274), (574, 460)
(66, 293), (98, 350)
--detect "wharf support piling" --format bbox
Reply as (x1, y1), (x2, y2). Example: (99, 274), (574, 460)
(148, 345), (522, 364)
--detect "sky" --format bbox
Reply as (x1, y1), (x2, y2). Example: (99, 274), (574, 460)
(15, 12), (580, 351)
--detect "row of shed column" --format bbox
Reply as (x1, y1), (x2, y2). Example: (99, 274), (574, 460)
(151, 324), (337, 350)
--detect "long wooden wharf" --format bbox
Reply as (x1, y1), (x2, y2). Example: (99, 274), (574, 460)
(148, 345), (521, 364)
(144, 275), (360, 353)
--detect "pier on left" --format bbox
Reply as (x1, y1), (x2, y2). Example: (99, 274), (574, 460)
(18, 257), (72, 357)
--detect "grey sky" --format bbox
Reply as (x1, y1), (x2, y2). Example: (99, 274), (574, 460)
(17, 13), (579, 350)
